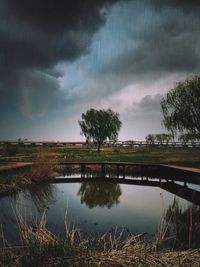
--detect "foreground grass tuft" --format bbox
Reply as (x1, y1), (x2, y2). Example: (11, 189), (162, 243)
(0, 207), (200, 267)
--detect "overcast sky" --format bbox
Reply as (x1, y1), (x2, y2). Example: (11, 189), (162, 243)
(1, 0), (200, 141)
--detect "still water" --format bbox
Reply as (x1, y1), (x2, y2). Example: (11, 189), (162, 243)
(0, 174), (200, 245)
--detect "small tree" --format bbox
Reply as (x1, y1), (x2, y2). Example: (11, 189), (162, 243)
(79, 108), (122, 153)
(161, 75), (200, 137)
(155, 133), (172, 143)
(145, 134), (155, 144)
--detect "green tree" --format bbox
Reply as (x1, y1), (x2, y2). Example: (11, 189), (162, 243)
(79, 108), (122, 153)
(155, 133), (172, 143)
(145, 134), (155, 144)
(161, 75), (200, 137)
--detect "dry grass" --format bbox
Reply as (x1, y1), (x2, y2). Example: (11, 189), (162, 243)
(27, 163), (54, 182)
(1, 233), (199, 266)
(0, 205), (200, 267)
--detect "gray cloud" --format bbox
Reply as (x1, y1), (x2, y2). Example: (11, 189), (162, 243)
(16, 70), (65, 118)
(134, 94), (163, 113)
(101, 0), (200, 77)
(120, 94), (165, 140)
(0, 69), (65, 120)
(153, 0), (200, 12)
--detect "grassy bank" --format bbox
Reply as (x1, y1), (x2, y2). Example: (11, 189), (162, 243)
(0, 163), (56, 197)
(1, 146), (200, 167)
(0, 146), (199, 195)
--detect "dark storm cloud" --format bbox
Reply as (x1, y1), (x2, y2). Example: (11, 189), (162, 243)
(0, 0), (120, 119)
(154, 0), (200, 11)
(102, 0), (200, 77)
(1, 0), (119, 69)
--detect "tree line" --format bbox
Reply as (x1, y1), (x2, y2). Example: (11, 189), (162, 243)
(145, 132), (200, 144)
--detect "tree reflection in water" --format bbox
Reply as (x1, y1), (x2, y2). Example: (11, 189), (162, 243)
(164, 198), (200, 249)
(28, 183), (55, 213)
(77, 182), (122, 209)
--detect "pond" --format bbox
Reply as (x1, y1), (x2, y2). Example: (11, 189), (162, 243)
(0, 172), (200, 247)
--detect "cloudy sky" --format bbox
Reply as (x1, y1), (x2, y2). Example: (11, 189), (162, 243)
(0, 0), (200, 141)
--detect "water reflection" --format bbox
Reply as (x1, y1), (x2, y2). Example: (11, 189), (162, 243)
(161, 183), (200, 206)
(55, 171), (200, 208)
(77, 182), (122, 209)
(164, 198), (200, 248)
(27, 183), (56, 213)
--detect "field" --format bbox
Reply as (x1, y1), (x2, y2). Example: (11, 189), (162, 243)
(1, 145), (200, 167)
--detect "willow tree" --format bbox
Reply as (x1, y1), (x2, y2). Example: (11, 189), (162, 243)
(161, 75), (200, 138)
(78, 108), (122, 153)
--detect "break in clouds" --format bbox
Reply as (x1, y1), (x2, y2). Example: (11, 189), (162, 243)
(1, 0), (200, 140)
